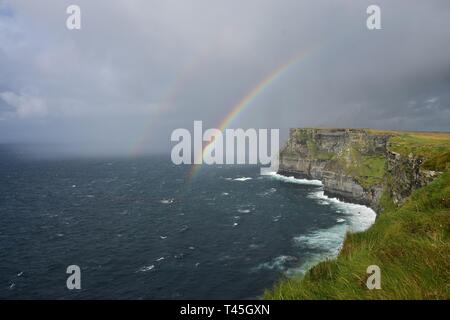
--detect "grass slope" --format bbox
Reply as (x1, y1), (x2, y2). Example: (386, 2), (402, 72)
(264, 171), (450, 300)
(371, 130), (450, 172)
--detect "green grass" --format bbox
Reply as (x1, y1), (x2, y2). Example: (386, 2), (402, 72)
(349, 155), (386, 189)
(293, 129), (310, 142)
(423, 151), (450, 172)
(367, 130), (450, 172)
(386, 132), (450, 169)
(264, 172), (450, 300)
(335, 145), (386, 189)
(306, 140), (334, 160)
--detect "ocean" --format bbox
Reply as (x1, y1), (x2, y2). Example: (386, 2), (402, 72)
(0, 149), (375, 299)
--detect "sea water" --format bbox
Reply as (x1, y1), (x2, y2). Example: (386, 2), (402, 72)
(0, 149), (375, 299)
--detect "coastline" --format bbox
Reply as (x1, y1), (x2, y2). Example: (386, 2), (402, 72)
(264, 170), (450, 299)
(266, 171), (376, 277)
(276, 169), (377, 208)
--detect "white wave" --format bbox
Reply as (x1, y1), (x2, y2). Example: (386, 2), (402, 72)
(160, 235), (167, 239)
(254, 255), (298, 271)
(265, 172), (323, 186)
(283, 224), (349, 277)
(237, 209), (250, 213)
(234, 177), (253, 181)
(156, 257), (165, 262)
(286, 194), (376, 277)
(258, 187), (277, 197)
(160, 198), (174, 204)
(307, 190), (376, 232)
(179, 225), (189, 232)
(257, 172), (376, 278)
(293, 224), (347, 255)
(221, 192), (229, 196)
(233, 222), (239, 227)
(138, 265), (154, 272)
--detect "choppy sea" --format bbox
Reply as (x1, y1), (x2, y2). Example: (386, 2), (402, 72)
(0, 149), (375, 299)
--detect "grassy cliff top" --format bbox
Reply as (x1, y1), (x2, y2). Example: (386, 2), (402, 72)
(290, 128), (450, 172)
(372, 130), (450, 172)
(264, 171), (450, 300)
(270, 128), (450, 299)
(368, 129), (450, 156)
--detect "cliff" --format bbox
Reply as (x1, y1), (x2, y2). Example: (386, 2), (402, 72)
(278, 128), (446, 211)
(266, 129), (450, 299)
(265, 171), (450, 299)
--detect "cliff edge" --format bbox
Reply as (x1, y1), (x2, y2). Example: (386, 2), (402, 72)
(266, 129), (450, 299)
(278, 128), (447, 211)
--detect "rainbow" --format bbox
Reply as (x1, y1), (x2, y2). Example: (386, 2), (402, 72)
(130, 47), (216, 156)
(189, 49), (312, 179)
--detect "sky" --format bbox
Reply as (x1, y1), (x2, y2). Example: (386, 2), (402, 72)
(0, 0), (449, 156)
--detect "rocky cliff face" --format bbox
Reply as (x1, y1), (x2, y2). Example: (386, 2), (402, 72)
(386, 151), (438, 205)
(278, 128), (437, 211)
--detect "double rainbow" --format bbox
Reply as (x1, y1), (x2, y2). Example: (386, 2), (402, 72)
(189, 49), (312, 179)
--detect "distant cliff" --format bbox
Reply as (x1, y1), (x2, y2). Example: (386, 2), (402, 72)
(278, 128), (444, 211)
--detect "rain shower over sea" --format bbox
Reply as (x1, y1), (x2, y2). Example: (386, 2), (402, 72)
(0, 152), (375, 299)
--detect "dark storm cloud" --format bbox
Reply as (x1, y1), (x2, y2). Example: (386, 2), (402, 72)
(0, 0), (449, 154)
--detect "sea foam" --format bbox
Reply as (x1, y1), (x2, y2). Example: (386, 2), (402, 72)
(138, 265), (155, 272)
(233, 177), (253, 181)
(307, 189), (376, 233)
(254, 255), (298, 272)
(263, 171), (377, 277)
(265, 171), (323, 186)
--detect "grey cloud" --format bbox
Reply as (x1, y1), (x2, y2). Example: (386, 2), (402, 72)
(0, 91), (48, 118)
(0, 0), (449, 155)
